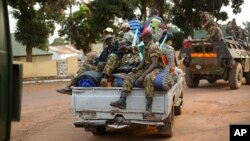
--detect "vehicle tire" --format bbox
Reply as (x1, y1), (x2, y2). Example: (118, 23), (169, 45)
(157, 104), (174, 137)
(228, 62), (243, 89)
(185, 69), (199, 88)
(207, 78), (217, 84)
(245, 72), (250, 85)
(174, 92), (183, 116)
(90, 126), (106, 136)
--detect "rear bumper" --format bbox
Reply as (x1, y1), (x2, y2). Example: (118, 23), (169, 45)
(74, 119), (165, 128)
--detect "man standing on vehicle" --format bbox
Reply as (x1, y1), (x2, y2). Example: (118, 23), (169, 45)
(110, 29), (164, 117)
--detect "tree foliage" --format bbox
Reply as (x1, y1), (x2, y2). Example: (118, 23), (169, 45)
(171, 0), (244, 36)
(59, 5), (94, 54)
(8, 0), (73, 62)
(59, 0), (138, 54)
(51, 37), (67, 46)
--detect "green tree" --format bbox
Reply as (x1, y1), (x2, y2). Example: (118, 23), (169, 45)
(51, 37), (67, 46)
(8, 0), (73, 62)
(59, 5), (94, 54)
(243, 22), (250, 42)
(171, 0), (244, 36)
(59, 0), (138, 54)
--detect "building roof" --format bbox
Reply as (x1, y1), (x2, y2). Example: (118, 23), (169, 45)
(49, 45), (82, 55)
(11, 34), (52, 57)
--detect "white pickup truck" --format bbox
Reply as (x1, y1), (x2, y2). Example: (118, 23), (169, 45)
(71, 73), (185, 137)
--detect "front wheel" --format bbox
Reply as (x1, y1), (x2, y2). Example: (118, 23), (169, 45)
(228, 62), (243, 89)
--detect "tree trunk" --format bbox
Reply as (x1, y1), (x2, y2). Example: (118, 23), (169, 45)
(139, 0), (147, 21)
(26, 44), (33, 62)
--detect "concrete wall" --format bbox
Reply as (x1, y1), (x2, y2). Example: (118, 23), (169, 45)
(14, 56), (79, 78)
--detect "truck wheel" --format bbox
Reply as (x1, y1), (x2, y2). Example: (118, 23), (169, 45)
(185, 69), (199, 88)
(229, 62), (243, 89)
(174, 92), (183, 115)
(157, 105), (174, 137)
(90, 126), (106, 136)
(207, 78), (217, 84)
(245, 72), (250, 85)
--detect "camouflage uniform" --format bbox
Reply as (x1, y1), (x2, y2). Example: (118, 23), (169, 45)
(201, 11), (214, 29)
(122, 41), (164, 97)
(206, 24), (224, 41)
(102, 51), (140, 77)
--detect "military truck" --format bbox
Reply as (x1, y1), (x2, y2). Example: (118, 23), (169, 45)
(181, 34), (250, 89)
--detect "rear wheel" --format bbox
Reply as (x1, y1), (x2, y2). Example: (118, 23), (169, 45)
(185, 69), (199, 88)
(229, 62), (243, 89)
(174, 92), (183, 116)
(157, 105), (174, 137)
(245, 72), (250, 85)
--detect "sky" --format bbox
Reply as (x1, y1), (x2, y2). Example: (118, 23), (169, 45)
(8, 1), (250, 43)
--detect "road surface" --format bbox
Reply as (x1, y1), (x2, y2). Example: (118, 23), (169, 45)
(11, 80), (250, 141)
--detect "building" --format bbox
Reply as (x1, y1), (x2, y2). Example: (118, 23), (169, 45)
(48, 45), (83, 60)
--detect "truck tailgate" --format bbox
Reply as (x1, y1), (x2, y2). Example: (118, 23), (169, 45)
(72, 87), (167, 114)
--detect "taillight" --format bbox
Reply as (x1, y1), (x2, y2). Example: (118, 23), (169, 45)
(183, 40), (191, 48)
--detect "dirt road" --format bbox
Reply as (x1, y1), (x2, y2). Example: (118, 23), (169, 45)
(11, 80), (250, 141)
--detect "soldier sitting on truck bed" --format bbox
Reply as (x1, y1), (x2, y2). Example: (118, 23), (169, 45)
(110, 29), (164, 117)
(100, 38), (140, 87)
(56, 34), (118, 94)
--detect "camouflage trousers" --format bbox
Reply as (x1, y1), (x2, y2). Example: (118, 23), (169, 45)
(122, 68), (162, 97)
(102, 54), (119, 77)
(77, 64), (99, 75)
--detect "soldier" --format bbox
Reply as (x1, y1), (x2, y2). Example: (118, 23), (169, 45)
(110, 29), (164, 117)
(100, 38), (140, 87)
(206, 23), (224, 42)
(226, 19), (238, 39)
(56, 35), (117, 94)
(199, 10), (214, 30)
(120, 23), (134, 43)
(102, 27), (114, 49)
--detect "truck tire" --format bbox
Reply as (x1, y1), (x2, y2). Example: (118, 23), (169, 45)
(157, 105), (174, 137)
(229, 62), (243, 89)
(90, 126), (106, 136)
(245, 72), (250, 85)
(174, 92), (183, 115)
(185, 69), (199, 88)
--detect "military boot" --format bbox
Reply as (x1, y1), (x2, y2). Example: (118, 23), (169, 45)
(144, 97), (153, 117)
(56, 78), (75, 95)
(110, 91), (127, 109)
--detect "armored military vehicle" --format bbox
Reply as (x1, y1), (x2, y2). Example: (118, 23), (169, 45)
(181, 33), (250, 89)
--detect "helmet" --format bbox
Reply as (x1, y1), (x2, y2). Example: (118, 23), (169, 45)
(103, 27), (113, 33)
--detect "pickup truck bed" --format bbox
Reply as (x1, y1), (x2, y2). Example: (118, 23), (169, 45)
(72, 73), (184, 137)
